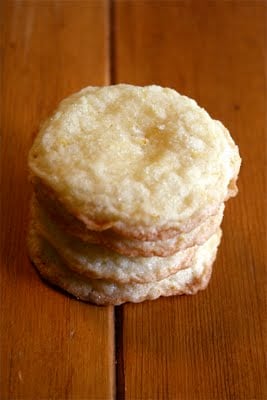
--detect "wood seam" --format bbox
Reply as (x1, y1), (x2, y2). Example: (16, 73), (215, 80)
(108, 0), (125, 398)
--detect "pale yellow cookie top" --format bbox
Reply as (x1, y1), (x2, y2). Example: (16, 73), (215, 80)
(29, 84), (241, 230)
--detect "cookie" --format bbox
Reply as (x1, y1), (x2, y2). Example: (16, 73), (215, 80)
(28, 227), (221, 305)
(34, 196), (224, 258)
(32, 202), (196, 284)
(29, 85), (241, 240)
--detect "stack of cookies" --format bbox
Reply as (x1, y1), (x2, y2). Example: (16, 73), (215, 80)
(28, 85), (241, 305)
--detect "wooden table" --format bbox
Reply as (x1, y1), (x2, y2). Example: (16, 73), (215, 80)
(1, 1), (266, 399)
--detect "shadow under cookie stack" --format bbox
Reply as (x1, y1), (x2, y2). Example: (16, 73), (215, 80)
(28, 85), (241, 305)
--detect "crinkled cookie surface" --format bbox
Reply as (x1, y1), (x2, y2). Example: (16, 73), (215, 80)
(29, 84), (241, 234)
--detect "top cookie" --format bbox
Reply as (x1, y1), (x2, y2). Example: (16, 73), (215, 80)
(29, 84), (241, 238)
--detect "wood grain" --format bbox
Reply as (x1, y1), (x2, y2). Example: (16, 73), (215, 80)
(114, 1), (267, 399)
(0, 2), (114, 399)
(1, 1), (266, 399)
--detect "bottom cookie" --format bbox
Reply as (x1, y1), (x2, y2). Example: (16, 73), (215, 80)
(28, 228), (221, 306)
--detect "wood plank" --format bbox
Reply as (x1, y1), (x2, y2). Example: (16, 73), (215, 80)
(114, 1), (267, 399)
(0, 1), (114, 399)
